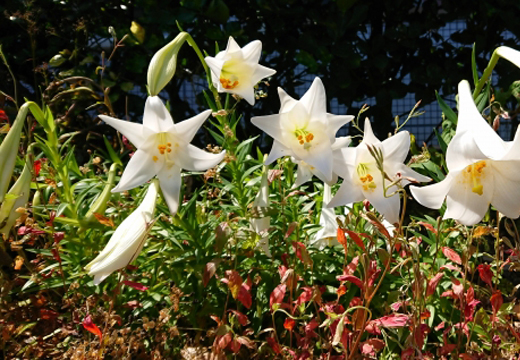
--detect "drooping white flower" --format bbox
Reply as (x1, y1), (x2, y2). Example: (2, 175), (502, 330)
(86, 181), (158, 285)
(328, 118), (430, 224)
(309, 183), (347, 250)
(410, 80), (520, 226)
(99, 96), (225, 214)
(496, 46), (520, 68)
(251, 166), (271, 257)
(204, 37), (276, 105)
(251, 77), (354, 185)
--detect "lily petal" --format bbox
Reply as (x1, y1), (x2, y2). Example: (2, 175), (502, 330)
(242, 39), (262, 63)
(366, 188), (401, 225)
(444, 178), (493, 226)
(293, 162), (314, 188)
(158, 165), (182, 214)
(278, 87), (299, 112)
(327, 114), (354, 141)
(300, 77), (327, 120)
(381, 131), (410, 163)
(99, 115), (145, 148)
(496, 46), (520, 69)
(112, 149), (158, 192)
(410, 175), (453, 209)
(143, 96), (175, 132)
(265, 141), (291, 165)
(251, 114), (285, 144)
(174, 109), (212, 143)
(328, 179), (364, 208)
(178, 144), (225, 171)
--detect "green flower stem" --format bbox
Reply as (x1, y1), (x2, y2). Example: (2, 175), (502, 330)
(473, 49), (500, 99)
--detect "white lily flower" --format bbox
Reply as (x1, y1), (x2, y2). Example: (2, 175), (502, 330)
(251, 167), (271, 257)
(204, 37), (276, 105)
(251, 77), (354, 185)
(328, 118), (430, 224)
(496, 46), (520, 68)
(86, 181), (158, 285)
(309, 183), (346, 250)
(291, 136), (351, 188)
(99, 96), (226, 214)
(410, 80), (520, 226)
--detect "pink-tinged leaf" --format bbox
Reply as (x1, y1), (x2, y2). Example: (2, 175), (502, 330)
(229, 338), (241, 354)
(337, 284), (347, 297)
(51, 248), (62, 264)
(337, 228), (347, 247)
(426, 273), (443, 297)
(266, 336), (281, 354)
(440, 344), (457, 356)
(82, 314), (102, 340)
(372, 313), (410, 328)
(344, 229), (365, 250)
(440, 264), (461, 273)
(228, 309), (248, 326)
(237, 285), (252, 309)
(491, 291), (503, 316)
(295, 287), (313, 307)
(285, 222), (298, 239)
(305, 318), (319, 339)
(268, 169), (283, 184)
(477, 264), (493, 288)
(345, 256), (359, 275)
(270, 284), (286, 310)
(203, 259), (220, 287)
(441, 290), (456, 299)
(237, 336), (255, 349)
(337, 274), (364, 290)
(216, 332), (232, 351)
(364, 213), (392, 239)
(453, 322), (470, 337)
(442, 247), (462, 265)
(417, 221), (437, 234)
(390, 302), (402, 311)
(292, 241), (313, 266)
(414, 324), (430, 348)
(122, 280), (149, 292)
(284, 317), (296, 331)
(361, 338), (385, 356)
(451, 278), (464, 298)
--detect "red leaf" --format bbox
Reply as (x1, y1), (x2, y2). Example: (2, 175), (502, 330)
(477, 264), (493, 288)
(292, 241), (313, 266)
(203, 259), (220, 287)
(285, 222), (298, 239)
(33, 159), (42, 177)
(491, 290), (503, 316)
(337, 228), (347, 246)
(344, 229), (365, 250)
(270, 284), (286, 310)
(426, 273), (443, 297)
(237, 285), (252, 309)
(337, 274), (364, 290)
(40, 308), (58, 320)
(371, 313), (409, 328)
(417, 221), (437, 234)
(295, 286), (313, 307)
(442, 247), (462, 265)
(229, 338), (241, 354)
(216, 332), (232, 351)
(122, 280), (148, 292)
(51, 248), (61, 264)
(237, 336), (255, 349)
(284, 317), (296, 331)
(401, 347), (414, 360)
(337, 285), (347, 297)
(82, 314), (102, 340)
(53, 232), (65, 244)
(267, 336), (281, 354)
(0, 109), (8, 123)
(451, 278), (464, 298)
(228, 310), (249, 326)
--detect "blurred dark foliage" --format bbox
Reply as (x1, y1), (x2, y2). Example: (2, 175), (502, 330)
(1, 0), (520, 147)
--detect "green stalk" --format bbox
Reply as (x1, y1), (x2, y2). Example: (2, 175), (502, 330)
(473, 49), (500, 99)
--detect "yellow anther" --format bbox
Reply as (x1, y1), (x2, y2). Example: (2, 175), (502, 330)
(167, 142), (172, 147)
(153, 156), (158, 162)
(220, 77), (239, 90)
(464, 160), (487, 196)
(167, 148), (172, 153)
(472, 184), (483, 195)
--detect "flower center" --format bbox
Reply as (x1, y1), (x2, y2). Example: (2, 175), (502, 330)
(357, 163), (377, 192)
(464, 160), (487, 195)
(294, 128), (315, 150)
(153, 133), (179, 167)
(220, 74), (239, 90)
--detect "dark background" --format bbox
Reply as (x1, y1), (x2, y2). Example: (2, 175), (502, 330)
(2, 0), (520, 147)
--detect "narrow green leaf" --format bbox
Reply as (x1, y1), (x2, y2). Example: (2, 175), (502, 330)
(471, 43), (479, 87)
(435, 90), (457, 124)
(103, 135), (123, 166)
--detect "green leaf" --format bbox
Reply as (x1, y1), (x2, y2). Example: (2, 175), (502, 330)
(471, 43), (479, 87)
(103, 135), (123, 166)
(435, 90), (457, 125)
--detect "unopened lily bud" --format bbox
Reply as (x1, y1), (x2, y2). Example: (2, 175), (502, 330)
(0, 103), (29, 202)
(252, 162), (271, 257)
(83, 163), (118, 226)
(147, 32), (189, 96)
(86, 180), (159, 285)
(0, 146), (33, 235)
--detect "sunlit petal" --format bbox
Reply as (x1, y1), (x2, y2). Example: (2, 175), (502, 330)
(143, 96), (175, 132)
(112, 150), (157, 192)
(99, 115), (145, 148)
(158, 166), (182, 214)
(178, 145), (225, 171)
